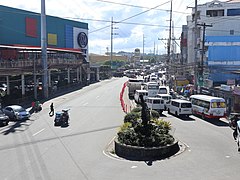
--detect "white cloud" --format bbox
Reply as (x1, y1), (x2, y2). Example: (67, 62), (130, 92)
(0, 0), (210, 55)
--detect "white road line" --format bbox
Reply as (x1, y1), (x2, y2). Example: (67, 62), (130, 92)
(82, 102), (88, 106)
(32, 128), (45, 136)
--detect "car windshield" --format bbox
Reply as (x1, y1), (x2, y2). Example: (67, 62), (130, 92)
(14, 107), (25, 112)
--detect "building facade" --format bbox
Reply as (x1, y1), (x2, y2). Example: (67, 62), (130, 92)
(0, 5), (91, 103)
(186, 0), (240, 85)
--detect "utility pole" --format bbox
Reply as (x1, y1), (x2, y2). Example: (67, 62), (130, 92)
(194, 0), (198, 93)
(41, 0), (48, 99)
(34, 52), (37, 100)
(143, 34), (145, 60)
(166, 0), (172, 87)
(110, 17), (113, 69)
(167, 0), (172, 64)
(110, 17), (118, 69)
(197, 23), (212, 88)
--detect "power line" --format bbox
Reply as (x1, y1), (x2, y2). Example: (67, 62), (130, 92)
(96, 0), (190, 14)
(89, 1), (171, 34)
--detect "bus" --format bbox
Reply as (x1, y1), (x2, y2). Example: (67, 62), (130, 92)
(190, 95), (226, 120)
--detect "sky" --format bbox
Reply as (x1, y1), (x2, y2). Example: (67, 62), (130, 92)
(0, 0), (211, 55)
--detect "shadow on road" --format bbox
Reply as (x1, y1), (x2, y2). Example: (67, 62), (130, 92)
(191, 115), (229, 127)
(0, 125), (121, 151)
(0, 118), (35, 135)
(202, 118), (229, 127)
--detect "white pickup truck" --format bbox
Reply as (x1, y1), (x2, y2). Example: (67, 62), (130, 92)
(127, 78), (143, 98)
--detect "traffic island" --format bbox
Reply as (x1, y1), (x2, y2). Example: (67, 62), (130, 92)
(114, 139), (180, 161)
(113, 93), (182, 161)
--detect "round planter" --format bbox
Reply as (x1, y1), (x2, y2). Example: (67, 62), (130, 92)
(115, 139), (180, 161)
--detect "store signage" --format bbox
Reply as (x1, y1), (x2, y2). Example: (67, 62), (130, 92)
(220, 84), (231, 91)
(77, 32), (88, 48)
(233, 86), (240, 96)
(227, 79), (235, 86)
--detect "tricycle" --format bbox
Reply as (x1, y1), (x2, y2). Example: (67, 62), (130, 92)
(54, 109), (70, 127)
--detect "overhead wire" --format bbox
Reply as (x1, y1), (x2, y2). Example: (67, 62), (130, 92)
(89, 1), (171, 34)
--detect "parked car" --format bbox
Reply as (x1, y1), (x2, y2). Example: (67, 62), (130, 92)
(0, 110), (9, 126)
(3, 105), (30, 121)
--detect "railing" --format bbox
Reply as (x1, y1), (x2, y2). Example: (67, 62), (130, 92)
(0, 58), (82, 68)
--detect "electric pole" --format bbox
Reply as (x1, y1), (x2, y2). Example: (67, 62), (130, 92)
(194, 0), (198, 93)
(110, 17), (113, 69)
(197, 23), (212, 88)
(41, 0), (48, 99)
(143, 34), (145, 60)
(110, 17), (118, 69)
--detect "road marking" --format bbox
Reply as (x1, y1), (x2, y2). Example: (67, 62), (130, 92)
(96, 96), (100, 99)
(131, 166), (138, 169)
(33, 128), (45, 136)
(83, 102), (88, 106)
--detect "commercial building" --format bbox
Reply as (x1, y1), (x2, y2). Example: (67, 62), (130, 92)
(0, 5), (92, 104)
(186, 0), (240, 85)
(183, 0), (240, 113)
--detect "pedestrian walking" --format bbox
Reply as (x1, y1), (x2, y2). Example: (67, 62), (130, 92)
(49, 102), (54, 117)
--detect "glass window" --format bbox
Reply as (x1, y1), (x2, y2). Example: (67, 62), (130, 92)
(211, 102), (226, 108)
(153, 100), (161, 104)
(227, 8), (240, 16)
(181, 103), (192, 108)
(207, 9), (224, 17)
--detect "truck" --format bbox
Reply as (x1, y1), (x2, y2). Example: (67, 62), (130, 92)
(127, 78), (143, 98)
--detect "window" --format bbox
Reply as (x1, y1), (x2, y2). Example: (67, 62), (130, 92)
(153, 100), (161, 104)
(230, 30), (234, 35)
(206, 9), (224, 17)
(227, 8), (240, 16)
(211, 102), (226, 108)
(181, 103), (192, 108)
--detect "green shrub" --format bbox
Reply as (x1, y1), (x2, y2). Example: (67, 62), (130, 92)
(131, 107), (142, 113)
(150, 110), (160, 119)
(117, 119), (174, 147)
(124, 112), (140, 125)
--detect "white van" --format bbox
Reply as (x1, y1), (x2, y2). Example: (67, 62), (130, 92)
(167, 99), (192, 117)
(142, 82), (159, 97)
(155, 94), (172, 110)
(146, 97), (165, 114)
(134, 90), (148, 103)
(158, 86), (168, 94)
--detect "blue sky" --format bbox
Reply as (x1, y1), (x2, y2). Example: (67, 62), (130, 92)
(0, 0), (210, 55)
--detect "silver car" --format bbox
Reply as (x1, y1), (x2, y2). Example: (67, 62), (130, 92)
(3, 105), (30, 121)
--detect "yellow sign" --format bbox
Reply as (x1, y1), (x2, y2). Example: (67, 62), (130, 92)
(48, 33), (57, 45)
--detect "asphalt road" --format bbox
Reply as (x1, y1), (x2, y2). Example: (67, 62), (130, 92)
(0, 77), (240, 180)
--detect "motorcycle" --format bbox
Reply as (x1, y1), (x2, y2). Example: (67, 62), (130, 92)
(228, 113), (240, 151)
(54, 109), (70, 127)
